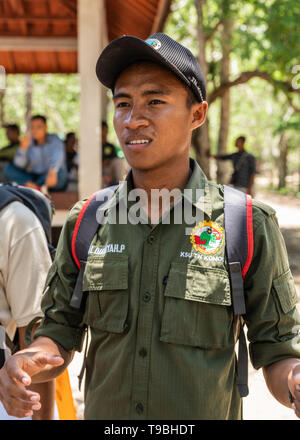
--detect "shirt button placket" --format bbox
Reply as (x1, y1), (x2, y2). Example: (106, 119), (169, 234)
(130, 230), (160, 418)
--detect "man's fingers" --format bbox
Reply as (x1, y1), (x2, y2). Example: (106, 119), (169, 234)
(7, 351), (64, 385)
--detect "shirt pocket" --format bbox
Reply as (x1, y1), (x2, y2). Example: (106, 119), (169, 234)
(82, 254), (129, 333)
(273, 268), (298, 314)
(160, 262), (234, 348)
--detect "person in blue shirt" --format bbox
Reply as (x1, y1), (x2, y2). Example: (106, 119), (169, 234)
(4, 115), (68, 191)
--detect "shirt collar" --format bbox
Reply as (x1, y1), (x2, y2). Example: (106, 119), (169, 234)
(103, 158), (212, 220)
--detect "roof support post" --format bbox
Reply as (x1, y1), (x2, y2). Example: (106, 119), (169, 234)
(78, 0), (104, 199)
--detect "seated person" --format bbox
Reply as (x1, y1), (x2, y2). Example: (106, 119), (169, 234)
(0, 124), (20, 182)
(64, 132), (77, 173)
(102, 120), (127, 187)
(4, 115), (68, 191)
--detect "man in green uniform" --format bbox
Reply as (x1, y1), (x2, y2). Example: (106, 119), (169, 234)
(1, 33), (300, 420)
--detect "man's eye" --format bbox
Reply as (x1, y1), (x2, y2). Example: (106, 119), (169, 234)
(149, 99), (164, 105)
(116, 102), (130, 108)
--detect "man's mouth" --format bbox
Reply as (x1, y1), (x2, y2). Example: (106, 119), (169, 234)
(126, 139), (151, 145)
(125, 139), (152, 150)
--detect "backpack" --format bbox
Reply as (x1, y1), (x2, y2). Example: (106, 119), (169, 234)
(0, 183), (55, 368)
(69, 184), (253, 397)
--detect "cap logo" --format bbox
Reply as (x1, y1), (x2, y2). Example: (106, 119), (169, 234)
(146, 39), (161, 50)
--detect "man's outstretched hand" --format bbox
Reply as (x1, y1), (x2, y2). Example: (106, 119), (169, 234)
(288, 363), (300, 419)
(0, 350), (64, 418)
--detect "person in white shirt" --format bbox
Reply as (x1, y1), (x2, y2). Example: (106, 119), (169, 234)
(0, 201), (56, 420)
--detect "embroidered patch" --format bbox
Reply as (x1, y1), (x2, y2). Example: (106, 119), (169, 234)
(190, 220), (225, 255)
(145, 38), (161, 50)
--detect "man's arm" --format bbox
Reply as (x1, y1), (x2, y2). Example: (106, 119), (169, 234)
(248, 173), (255, 196)
(244, 204), (300, 418)
(13, 135), (31, 169)
(263, 359), (300, 416)
(206, 149), (233, 160)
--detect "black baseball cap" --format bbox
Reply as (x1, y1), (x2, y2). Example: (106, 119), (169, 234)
(96, 32), (206, 102)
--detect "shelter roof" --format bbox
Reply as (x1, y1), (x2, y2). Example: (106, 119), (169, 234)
(0, 0), (171, 73)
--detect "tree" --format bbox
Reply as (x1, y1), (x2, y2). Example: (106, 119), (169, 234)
(165, 0), (300, 186)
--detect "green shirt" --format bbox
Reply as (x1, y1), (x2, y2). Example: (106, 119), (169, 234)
(0, 143), (19, 162)
(34, 158), (300, 420)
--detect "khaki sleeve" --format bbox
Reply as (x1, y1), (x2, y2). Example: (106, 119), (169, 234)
(244, 207), (300, 370)
(33, 200), (87, 352)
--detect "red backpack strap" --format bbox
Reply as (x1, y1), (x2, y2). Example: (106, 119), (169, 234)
(71, 191), (98, 270)
(242, 194), (254, 279)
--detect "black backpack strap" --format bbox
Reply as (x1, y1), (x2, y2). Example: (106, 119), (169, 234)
(0, 184), (55, 259)
(0, 188), (21, 212)
(70, 185), (118, 309)
(223, 185), (254, 398)
(2, 185), (54, 243)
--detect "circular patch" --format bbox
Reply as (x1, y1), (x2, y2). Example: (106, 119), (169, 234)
(145, 38), (161, 50)
(190, 220), (225, 255)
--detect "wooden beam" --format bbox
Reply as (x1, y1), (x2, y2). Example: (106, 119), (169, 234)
(58, 0), (77, 16)
(0, 37), (77, 51)
(8, 0), (27, 35)
(0, 16), (77, 23)
(150, 0), (172, 34)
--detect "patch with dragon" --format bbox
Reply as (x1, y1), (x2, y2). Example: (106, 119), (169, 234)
(190, 220), (225, 255)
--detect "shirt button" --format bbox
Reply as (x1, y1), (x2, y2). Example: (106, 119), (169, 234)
(147, 235), (155, 244)
(143, 292), (151, 302)
(139, 348), (147, 358)
(135, 403), (144, 414)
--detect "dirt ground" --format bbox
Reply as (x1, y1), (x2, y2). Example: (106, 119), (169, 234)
(68, 185), (300, 420)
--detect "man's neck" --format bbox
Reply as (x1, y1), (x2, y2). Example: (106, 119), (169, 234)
(35, 135), (47, 145)
(131, 158), (191, 225)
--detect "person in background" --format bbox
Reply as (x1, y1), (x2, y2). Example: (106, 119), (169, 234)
(4, 115), (68, 191)
(64, 132), (77, 174)
(102, 120), (127, 187)
(0, 124), (20, 182)
(0, 199), (56, 420)
(208, 136), (257, 196)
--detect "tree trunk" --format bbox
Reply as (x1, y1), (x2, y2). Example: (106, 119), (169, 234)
(25, 74), (32, 131)
(278, 134), (288, 189)
(194, 0), (210, 178)
(216, 7), (233, 184)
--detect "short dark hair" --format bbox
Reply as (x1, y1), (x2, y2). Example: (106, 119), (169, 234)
(65, 131), (75, 140)
(5, 123), (20, 134)
(31, 115), (47, 124)
(185, 86), (199, 109)
(236, 136), (246, 143)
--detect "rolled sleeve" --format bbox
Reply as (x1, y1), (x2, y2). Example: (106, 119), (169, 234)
(244, 204), (300, 369)
(34, 200), (86, 352)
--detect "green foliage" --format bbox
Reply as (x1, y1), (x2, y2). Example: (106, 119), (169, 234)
(0, 73), (80, 147)
(165, 0), (300, 189)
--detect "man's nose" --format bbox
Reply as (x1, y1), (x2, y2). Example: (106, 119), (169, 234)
(124, 105), (149, 130)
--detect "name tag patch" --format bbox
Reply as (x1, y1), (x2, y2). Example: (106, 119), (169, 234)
(88, 243), (126, 255)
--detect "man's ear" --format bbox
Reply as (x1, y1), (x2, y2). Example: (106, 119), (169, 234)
(191, 101), (208, 130)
